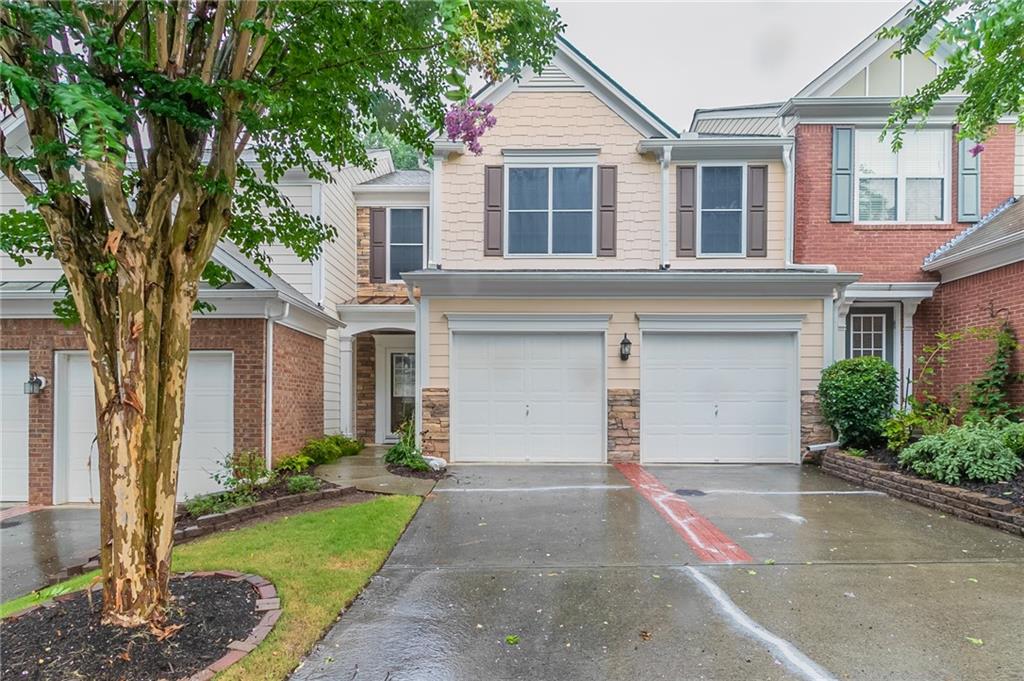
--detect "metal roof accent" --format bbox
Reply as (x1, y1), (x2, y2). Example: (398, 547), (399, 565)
(923, 197), (1020, 265)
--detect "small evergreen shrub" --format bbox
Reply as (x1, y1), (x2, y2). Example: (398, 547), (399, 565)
(898, 421), (1023, 485)
(300, 434), (365, 465)
(286, 474), (322, 494)
(819, 357), (899, 448)
(384, 420), (430, 471)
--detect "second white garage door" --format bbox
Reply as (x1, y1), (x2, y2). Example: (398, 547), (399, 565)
(642, 332), (798, 464)
(57, 351), (234, 503)
(1, 351), (30, 501)
(451, 332), (605, 463)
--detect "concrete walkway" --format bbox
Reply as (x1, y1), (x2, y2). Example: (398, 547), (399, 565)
(0, 505), (100, 601)
(292, 463), (1024, 681)
(315, 445), (437, 497)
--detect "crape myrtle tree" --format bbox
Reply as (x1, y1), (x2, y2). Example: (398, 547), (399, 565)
(881, 0), (1024, 149)
(0, 0), (561, 628)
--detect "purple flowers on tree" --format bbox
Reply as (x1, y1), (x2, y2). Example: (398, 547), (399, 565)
(969, 142), (985, 158)
(445, 98), (497, 155)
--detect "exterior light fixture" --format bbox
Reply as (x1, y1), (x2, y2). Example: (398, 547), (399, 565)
(23, 373), (47, 395)
(619, 333), (632, 361)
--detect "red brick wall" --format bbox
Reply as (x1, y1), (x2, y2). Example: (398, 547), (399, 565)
(0, 317), (266, 504)
(354, 334), (376, 442)
(794, 123), (1016, 281)
(914, 261), (1024, 407)
(271, 323), (324, 460)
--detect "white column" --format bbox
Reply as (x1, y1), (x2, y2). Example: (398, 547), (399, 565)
(429, 155), (443, 268)
(835, 297), (853, 363)
(901, 301), (921, 402)
(338, 335), (354, 436)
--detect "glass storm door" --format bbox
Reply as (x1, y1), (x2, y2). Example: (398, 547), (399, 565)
(389, 352), (415, 436)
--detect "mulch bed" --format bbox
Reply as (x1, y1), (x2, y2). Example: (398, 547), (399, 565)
(860, 447), (1024, 510)
(386, 463), (447, 480)
(1, 575), (263, 681)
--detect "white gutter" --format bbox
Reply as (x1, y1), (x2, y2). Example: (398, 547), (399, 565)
(264, 301), (290, 467)
(781, 138), (839, 274)
(660, 146), (671, 268)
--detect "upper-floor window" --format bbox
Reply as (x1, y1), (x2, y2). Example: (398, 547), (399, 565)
(855, 129), (949, 223)
(388, 207), (426, 282)
(698, 164), (745, 256)
(506, 166), (595, 255)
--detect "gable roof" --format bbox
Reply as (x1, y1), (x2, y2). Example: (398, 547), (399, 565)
(453, 35), (678, 140)
(794, 1), (949, 99)
(924, 197), (1024, 269)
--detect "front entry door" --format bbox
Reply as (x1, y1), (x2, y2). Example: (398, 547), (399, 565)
(375, 335), (416, 443)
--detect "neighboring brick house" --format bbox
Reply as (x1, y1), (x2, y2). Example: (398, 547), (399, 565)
(693, 2), (1024, 409)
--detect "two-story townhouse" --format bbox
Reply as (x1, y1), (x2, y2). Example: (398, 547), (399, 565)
(694, 1), (1024, 408)
(342, 36), (858, 467)
(0, 111), (391, 504)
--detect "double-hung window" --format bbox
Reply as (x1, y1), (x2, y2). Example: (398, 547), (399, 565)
(387, 207), (426, 282)
(698, 164), (745, 256)
(855, 129), (948, 223)
(507, 166), (595, 255)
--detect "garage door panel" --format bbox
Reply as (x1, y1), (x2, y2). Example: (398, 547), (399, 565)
(1, 352), (30, 502)
(452, 332), (604, 463)
(642, 332), (797, 464)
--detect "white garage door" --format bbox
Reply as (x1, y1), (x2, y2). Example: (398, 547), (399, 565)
(58, 352), (234, 503)
(451, 333), (604, 462)
(1, 351), (30, 501)
(642, 332), (798, 464)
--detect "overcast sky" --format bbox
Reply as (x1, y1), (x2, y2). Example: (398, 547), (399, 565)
(549, 1), (906, 131)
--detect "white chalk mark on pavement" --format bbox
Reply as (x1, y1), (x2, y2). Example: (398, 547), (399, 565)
(434, 485), (632, 493)
(778, 512), (808, 524)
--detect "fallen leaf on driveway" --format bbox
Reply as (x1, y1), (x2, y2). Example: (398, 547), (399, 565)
(967, 578), (979, 583)
(505, 634), (520, 645)
(639, 630), (652, 641)
(965, 637), (984, 646)
(746, 570), (757, 575)
(763, 559), (776, 565)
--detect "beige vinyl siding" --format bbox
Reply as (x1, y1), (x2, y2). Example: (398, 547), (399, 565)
(263, 183), (318, 298)
(1, 177), (66, 281)
(441, 90), (662, 269)
(666, 160), (786, 269)
(427, 297), (824, 392)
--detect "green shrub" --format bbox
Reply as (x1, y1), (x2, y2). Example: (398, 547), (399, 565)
(299, 434), (365, 466)
(819, 357), (899, 448)
(882, 400), (956, 453)
(845, 447), (866, 458)
(184, 490), (255, 517)
(384, 420), (430, 471)
(1002, 420), (1024, 457)
(211, 449), (273, 497)
(286, 474), (322, 494)
(275, 454), (314, 474)
(898, 421), (1023, 485)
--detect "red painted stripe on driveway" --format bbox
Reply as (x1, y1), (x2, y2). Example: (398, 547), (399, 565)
(615, 463), (753, 564)
(0, 505), (43, 522)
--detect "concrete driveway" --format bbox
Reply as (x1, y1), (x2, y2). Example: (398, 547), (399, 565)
(293, 464), (1024, 681)
(0, 506), (100, 601)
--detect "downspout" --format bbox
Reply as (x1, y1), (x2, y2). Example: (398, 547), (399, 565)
(782, 139), (837, 273)
(659, 146), (671, 268)
(264, 301), (290, 468)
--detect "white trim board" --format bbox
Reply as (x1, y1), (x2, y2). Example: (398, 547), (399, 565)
(445, 313), (612, 333)
(636, 314), (805, 333)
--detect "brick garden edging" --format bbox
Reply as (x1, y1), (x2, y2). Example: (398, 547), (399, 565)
(4, 571), (282, 681)
(821, 451), (1024, 537)
(47, 485), (356, 586)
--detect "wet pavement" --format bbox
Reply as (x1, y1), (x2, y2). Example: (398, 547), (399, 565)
(315, 445), (437, 496)
(292, 464), (1024, 681)
(0, 506), (100, 601)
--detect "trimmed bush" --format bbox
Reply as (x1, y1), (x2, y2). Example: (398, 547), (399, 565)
(300, 434), (365, 466)
(898, 420), (1023, 485)
(818, 356), (899, 448)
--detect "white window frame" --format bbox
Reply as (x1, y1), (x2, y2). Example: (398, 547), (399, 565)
(696, 161), (747, 258)
(854, 128), (951, 225)
(504, 162), (598, 257)
(386, 206), (427, 284)
(848, 312), (887, 359)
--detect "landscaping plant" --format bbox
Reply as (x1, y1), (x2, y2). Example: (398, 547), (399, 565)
(0, 1), (560, 627)
(285, 475), (321, 495)
(898, 420), (1023, 485)
(385, 419), (431, 472)
(818, 357), (899, 448)
(300, 435), (364, 466)
(273, 454), (314, 475)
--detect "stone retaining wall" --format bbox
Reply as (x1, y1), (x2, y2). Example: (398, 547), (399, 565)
(821, 451), (1024, 537)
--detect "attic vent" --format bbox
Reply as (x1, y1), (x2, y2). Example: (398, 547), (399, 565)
(522, 64), (584, 90)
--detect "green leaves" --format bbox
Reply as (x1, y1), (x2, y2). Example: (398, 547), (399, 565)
(819, 357), (900, 448)
(898, 419), (1023, 485)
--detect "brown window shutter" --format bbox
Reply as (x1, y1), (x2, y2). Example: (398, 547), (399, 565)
(746, 165), (768, 257)
(484, 165), (503, 256)
(676, 166), (696, 257)
(597, 165), (617, 256)
(369, 207), (386, 283)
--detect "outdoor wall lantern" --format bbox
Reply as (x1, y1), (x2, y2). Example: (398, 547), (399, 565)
(619, 334), (632, 361)
(23, 373), (47, 395)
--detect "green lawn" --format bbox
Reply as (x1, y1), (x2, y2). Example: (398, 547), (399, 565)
(1, 494), (421, 680)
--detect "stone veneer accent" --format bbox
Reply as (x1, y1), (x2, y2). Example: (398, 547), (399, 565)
(355, 206), (413, 303)
(800, 390), (832, 453)
(822, 451), (1024, 537)
(420, 387), (450, 460)
(607, 388), (640, 463)
(354, 335), (376, 443)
